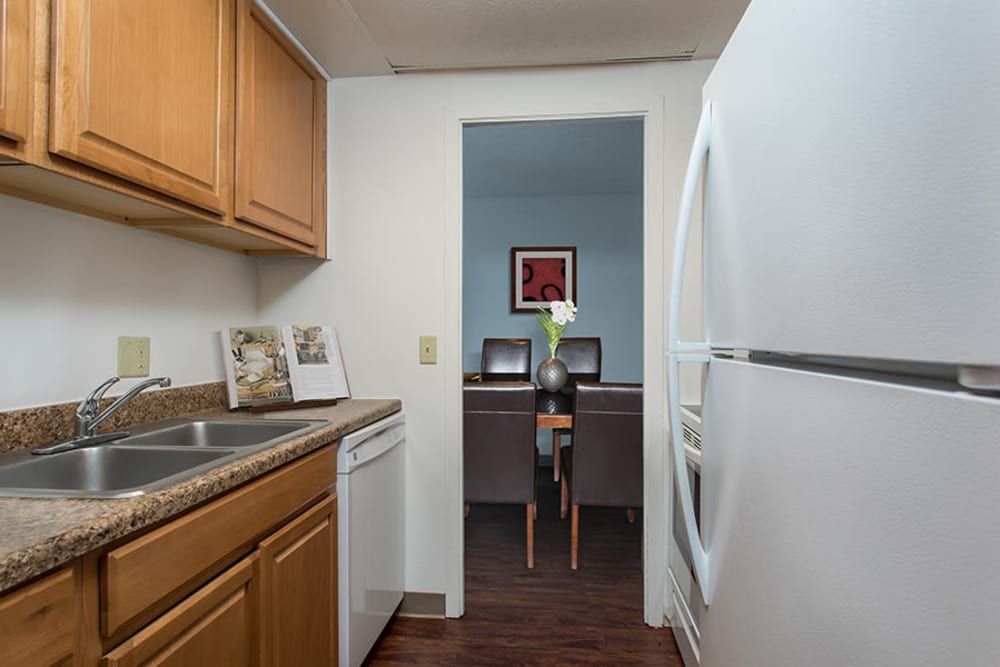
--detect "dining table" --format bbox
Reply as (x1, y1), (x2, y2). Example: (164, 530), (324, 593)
(536, 388), (573, 482)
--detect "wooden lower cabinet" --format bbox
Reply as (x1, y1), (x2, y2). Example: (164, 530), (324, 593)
(0, 565), (80, 667)
(259, 494), (338, 666)
(101, 556), (259, 667)
(101, 493), (339, 667)
(100, 446), (336, 642)
(0, 445), (340, 667)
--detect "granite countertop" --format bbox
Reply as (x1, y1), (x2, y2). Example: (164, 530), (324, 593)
(0, 398), (401, 594)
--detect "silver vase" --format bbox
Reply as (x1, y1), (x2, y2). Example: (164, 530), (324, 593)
(537, 357), (568, 392)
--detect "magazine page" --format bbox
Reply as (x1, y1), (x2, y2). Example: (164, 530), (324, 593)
(220, 326), (294, 409)
(282, 324), (351, 401)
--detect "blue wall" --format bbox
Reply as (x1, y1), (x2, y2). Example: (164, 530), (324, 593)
(462, 193), (644, 383)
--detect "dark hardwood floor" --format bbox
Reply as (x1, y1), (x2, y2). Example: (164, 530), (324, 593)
(364, 466), (684, 666)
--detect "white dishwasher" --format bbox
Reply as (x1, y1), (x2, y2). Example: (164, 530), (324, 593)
(338, 411), (405, 667)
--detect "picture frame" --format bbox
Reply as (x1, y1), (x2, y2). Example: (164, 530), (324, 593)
(510, 246), (577, 313)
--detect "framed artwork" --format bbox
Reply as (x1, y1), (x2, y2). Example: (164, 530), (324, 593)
(510, 246), (577, 313)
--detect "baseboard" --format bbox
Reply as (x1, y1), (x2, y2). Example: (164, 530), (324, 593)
(397, 591), (446, 618)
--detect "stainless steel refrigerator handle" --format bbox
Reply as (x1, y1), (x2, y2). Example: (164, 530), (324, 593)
(669, 353), (712, 605)
(669, 100), (712, 354)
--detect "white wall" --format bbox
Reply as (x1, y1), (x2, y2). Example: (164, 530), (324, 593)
(256, 60), (714, 620)
(0, 195), (258, 410)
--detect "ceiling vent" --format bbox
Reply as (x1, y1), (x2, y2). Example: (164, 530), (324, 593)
(388, 50), (695, 74)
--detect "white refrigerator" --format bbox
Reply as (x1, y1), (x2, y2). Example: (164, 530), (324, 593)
(666, 1), (1000, 666)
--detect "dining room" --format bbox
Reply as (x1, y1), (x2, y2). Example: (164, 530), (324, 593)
(459, 117), (646, 604)
(462, 117), (645, 402)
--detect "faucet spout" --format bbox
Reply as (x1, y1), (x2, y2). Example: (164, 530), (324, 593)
(77, 376), (172, 437)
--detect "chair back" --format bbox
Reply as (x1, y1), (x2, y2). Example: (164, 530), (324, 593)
(480, 338), (532, 381)
(463, 382), (537, 504)
(569, 382), (642, 508)
(555, 337), (602, 385)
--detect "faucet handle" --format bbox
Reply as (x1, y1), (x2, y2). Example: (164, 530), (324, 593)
(77, 377), (120, 418)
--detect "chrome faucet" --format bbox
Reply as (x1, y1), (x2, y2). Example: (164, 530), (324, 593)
(76, 376), (172, 437)
(33, 376), (172, 455)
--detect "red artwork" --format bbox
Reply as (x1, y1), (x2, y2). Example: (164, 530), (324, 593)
(522, 257), (566, 303)
(511, 247), (576, 313)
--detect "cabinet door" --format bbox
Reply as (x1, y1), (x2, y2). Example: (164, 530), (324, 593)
(0, 566), (79, 667)
(49, 0), (234, 213)
(235, 0), (326, 252)
(0, 0), (31, 145)
(101, 556), (259, 667)
(259, 494), (337, 666)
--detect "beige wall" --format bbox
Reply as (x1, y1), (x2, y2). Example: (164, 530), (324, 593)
(0, 195), (258, 410)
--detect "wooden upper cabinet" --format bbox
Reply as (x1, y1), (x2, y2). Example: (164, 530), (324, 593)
(235, 0), (326, 255)
(48, 0), (234, 214)
(0, 0), (31, 146)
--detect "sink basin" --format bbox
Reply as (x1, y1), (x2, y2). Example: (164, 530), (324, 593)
(0, 417), (328, 498)
(0, 447), (236, 498)
(120, 419), (320, 448)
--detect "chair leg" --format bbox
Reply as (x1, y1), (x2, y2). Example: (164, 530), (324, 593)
(560, 475), (568, 519)
(526, 504), (535, 569)
(464, 503), (469, 519)
(570, 504), (580, 570)
(533, 501), (538, 520)
(552, 432), (561, 482)
(627, 508), (636, 524)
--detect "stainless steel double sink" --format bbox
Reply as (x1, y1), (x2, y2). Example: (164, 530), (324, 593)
(0, 418), (328, 499)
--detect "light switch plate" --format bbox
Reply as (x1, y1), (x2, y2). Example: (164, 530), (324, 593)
(118, 336), (150, 377)
(419, 336), (437, 364)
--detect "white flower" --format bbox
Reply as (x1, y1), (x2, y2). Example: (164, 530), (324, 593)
(537, 300), (580, 358)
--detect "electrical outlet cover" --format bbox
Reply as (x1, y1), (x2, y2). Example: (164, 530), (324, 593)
(118, 336), (150, 377)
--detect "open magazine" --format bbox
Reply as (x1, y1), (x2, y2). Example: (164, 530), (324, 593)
(220, 324), (350, 409)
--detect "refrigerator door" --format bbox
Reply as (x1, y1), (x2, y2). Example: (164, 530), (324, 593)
(701, 0), (1000, 366)
(699, 358), (1000, 667)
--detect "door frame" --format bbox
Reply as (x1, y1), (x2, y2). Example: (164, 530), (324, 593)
(444, 96), (669, 625)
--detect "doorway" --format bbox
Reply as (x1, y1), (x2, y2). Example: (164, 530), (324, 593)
(458, 116), (650, 618)
(462, 117), (645, 453)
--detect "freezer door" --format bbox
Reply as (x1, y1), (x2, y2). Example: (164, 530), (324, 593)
(701, 0), (1000, 366)
(699, 359), (1000, 667)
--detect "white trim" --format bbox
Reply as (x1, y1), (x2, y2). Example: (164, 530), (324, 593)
(443, 106), (465, 618)
(444, 97), (667, 625)
(641, 96), (667, 626)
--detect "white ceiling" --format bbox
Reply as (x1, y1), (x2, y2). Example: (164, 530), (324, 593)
(262, 0), (751, 78)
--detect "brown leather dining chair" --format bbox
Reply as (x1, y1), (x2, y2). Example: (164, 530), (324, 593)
(480, 338), (532, 382)
(463, 382), (538, 568)
(559, 382), (642, 570)
(550, 337), (602, 482)
(556, 337), (602, 385)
